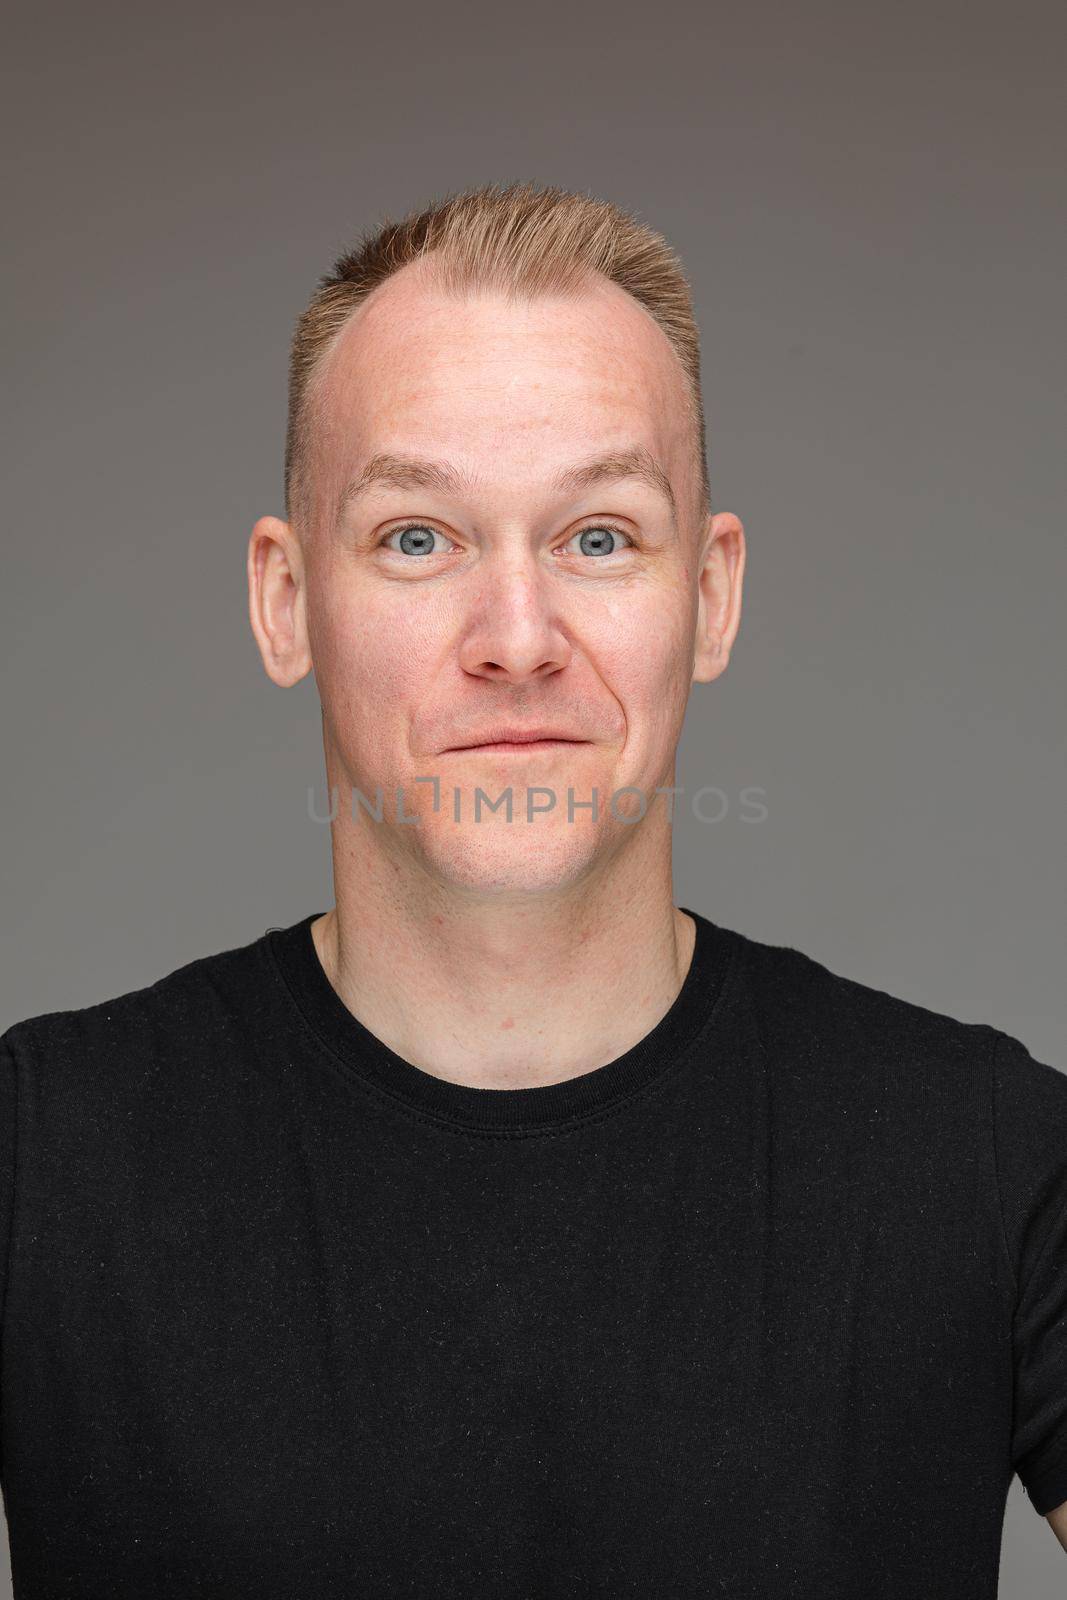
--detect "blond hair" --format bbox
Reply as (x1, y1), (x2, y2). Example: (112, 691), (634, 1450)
(285, 181), (709, 530)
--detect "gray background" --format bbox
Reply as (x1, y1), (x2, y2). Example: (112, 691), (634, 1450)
(3, 0), (1064, 1591)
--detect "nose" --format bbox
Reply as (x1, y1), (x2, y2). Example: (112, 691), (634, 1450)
(457, 557), (572, 684)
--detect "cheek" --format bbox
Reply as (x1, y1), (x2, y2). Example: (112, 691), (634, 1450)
(591, 590), (693, 731)
(598, 584), (691, 672)
(309, 574), (438, 711)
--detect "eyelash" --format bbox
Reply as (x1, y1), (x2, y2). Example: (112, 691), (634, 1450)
(378, 520), (636, 556)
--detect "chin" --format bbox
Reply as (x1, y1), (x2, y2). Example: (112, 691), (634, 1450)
(411, 817), (606, 896)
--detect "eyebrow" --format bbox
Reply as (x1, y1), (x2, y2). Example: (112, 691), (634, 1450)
(337, 445), (677, 521)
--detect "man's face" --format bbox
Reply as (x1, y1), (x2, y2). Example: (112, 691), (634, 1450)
(275, 260), (738, 895)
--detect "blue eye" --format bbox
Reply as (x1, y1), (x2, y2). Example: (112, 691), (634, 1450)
(384, 524), (448, 556)
(567, 525), (633, 557)
(380, 523), (633, 559)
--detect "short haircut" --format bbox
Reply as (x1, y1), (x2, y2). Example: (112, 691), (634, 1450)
(284, 180), (710, 533)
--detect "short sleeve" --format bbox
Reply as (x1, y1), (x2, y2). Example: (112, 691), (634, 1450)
(991, 1027), (1067, 1516)
(0, 1030), (19, 1335)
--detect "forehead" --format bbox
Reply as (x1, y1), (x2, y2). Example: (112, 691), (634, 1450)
(309, 261), (694, 491)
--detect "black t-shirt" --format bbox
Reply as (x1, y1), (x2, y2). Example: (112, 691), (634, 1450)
(1, 907), (1065, 1598)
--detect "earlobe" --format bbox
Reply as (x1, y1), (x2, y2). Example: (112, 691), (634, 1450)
(692, 635), (724, 685)
(692, 637), (726, 685)
(247, 515), (312, 687)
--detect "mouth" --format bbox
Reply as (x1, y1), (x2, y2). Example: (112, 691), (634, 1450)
(443, 738), (590, 755)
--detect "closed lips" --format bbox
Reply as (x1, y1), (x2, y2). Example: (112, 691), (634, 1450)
(443, 730), (588, 750)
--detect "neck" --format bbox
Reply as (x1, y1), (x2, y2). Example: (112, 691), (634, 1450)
(310, 810), (696, 1092)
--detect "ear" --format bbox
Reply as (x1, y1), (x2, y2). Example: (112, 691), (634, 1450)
(692, 511), (745, 684)
(247, 515), (312, 687)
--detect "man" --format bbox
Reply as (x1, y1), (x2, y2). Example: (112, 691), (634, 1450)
(1, 181), (1064, 1597)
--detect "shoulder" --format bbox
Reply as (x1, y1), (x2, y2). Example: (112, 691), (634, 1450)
(728, 922), (1004, 1075)
(730, 921), (1067, 1233)
(0, 922), (279, 1098)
